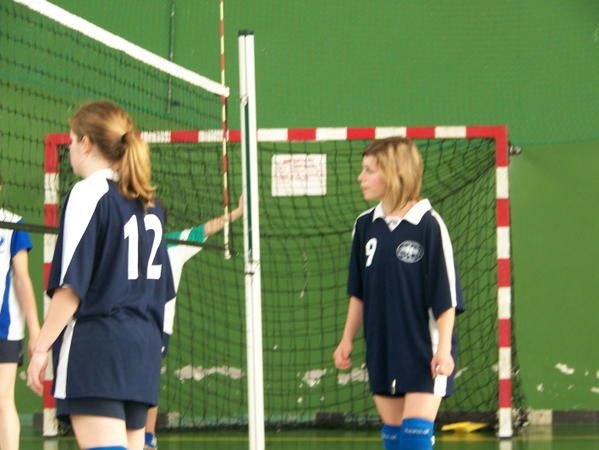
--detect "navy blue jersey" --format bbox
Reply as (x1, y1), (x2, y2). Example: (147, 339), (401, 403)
(347, 199), (465, 397)
(47, 168), (175, 405)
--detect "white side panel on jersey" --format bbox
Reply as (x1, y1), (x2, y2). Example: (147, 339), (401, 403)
(7, 288), (25, 340)
(351, 207), (375, 239)
(54, 318), (76, 399)
(431, 210), (457, 308)
(428, 309), (439, 355)
(428, 309), (447, 396)
(60, 174), (109, 284)
(163, 299), (176, 336)
(0, 210), (26, 340)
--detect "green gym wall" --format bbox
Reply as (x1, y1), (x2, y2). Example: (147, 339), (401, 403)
(9, 0), (599, 415)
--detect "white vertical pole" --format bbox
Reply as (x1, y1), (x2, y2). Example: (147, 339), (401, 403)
(239, 31), (265, 450)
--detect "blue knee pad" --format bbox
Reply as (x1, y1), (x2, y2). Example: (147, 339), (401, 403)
(399, 418), (434, 449)
(381, 424), (402, 450)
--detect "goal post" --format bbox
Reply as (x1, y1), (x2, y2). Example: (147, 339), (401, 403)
(44, 125), (523, 439)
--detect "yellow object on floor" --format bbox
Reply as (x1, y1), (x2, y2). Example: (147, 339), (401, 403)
(441, 421), (488, 432)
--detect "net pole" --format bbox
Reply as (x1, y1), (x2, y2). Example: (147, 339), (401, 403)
(220, 0), (231, 259)
(239, 31), (265, 450)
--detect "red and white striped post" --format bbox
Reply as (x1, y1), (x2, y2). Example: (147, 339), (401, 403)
(42, 133), (69, 437)
(218, 0), (231, 259)
(492, 129), (514, 438)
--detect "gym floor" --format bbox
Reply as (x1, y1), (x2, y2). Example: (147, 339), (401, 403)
(19, 424), (599, 450)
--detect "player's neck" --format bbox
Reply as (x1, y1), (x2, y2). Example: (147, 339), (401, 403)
(382, 199), (417, 218)
(79, 158), (113, 179)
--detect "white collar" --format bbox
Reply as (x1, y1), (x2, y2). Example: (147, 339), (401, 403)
(372, 199), (431, 226)
(87, 168), (117, 181)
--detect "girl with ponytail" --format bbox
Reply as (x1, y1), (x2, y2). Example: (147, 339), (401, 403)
(27, 101), (175, 450)
(68, 100), (155, 208)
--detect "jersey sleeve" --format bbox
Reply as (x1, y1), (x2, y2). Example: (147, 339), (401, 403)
(425, 212), (465, 318)
(10, 221), (32, 256)
(165, 225), (206, 265)
(346, 221), (364, 300)
(166, 224), (206, 244)
(47, 181), (108, 300)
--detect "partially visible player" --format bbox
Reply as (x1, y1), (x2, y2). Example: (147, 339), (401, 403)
(144, 196), (243, 450)
(333, 137), (465, 450)
(0, 199), (40, 450)
(26, 100), (175, 450)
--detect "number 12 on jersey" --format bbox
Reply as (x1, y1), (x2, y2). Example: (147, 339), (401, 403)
(124, 214), (163, 280)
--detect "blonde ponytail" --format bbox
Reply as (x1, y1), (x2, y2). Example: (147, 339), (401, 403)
(118, 132), (155, 209)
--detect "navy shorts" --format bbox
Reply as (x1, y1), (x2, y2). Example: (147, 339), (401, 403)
(372, 390), (406, 398)
(56, 397), (150, 429)
(368, 370), (455, 398)
(0, 339), (23, 366)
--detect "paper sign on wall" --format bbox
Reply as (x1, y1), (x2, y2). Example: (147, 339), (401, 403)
(271, 154), (327, 197)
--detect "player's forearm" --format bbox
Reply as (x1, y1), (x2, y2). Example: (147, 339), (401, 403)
(204, 206), (242, 238)
(13, 275), (40, 336)
(203, 216), (223, 237)
(33, 287), (80, 352)
(436, 307), (455, 354)
(342, 296), (363, 341)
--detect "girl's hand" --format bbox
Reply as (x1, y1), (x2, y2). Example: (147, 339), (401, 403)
(333, 339), (353, 370)
(431, 351), (454, 378)
(231, 194), (244, 222)
(26, 350), (48, 396)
